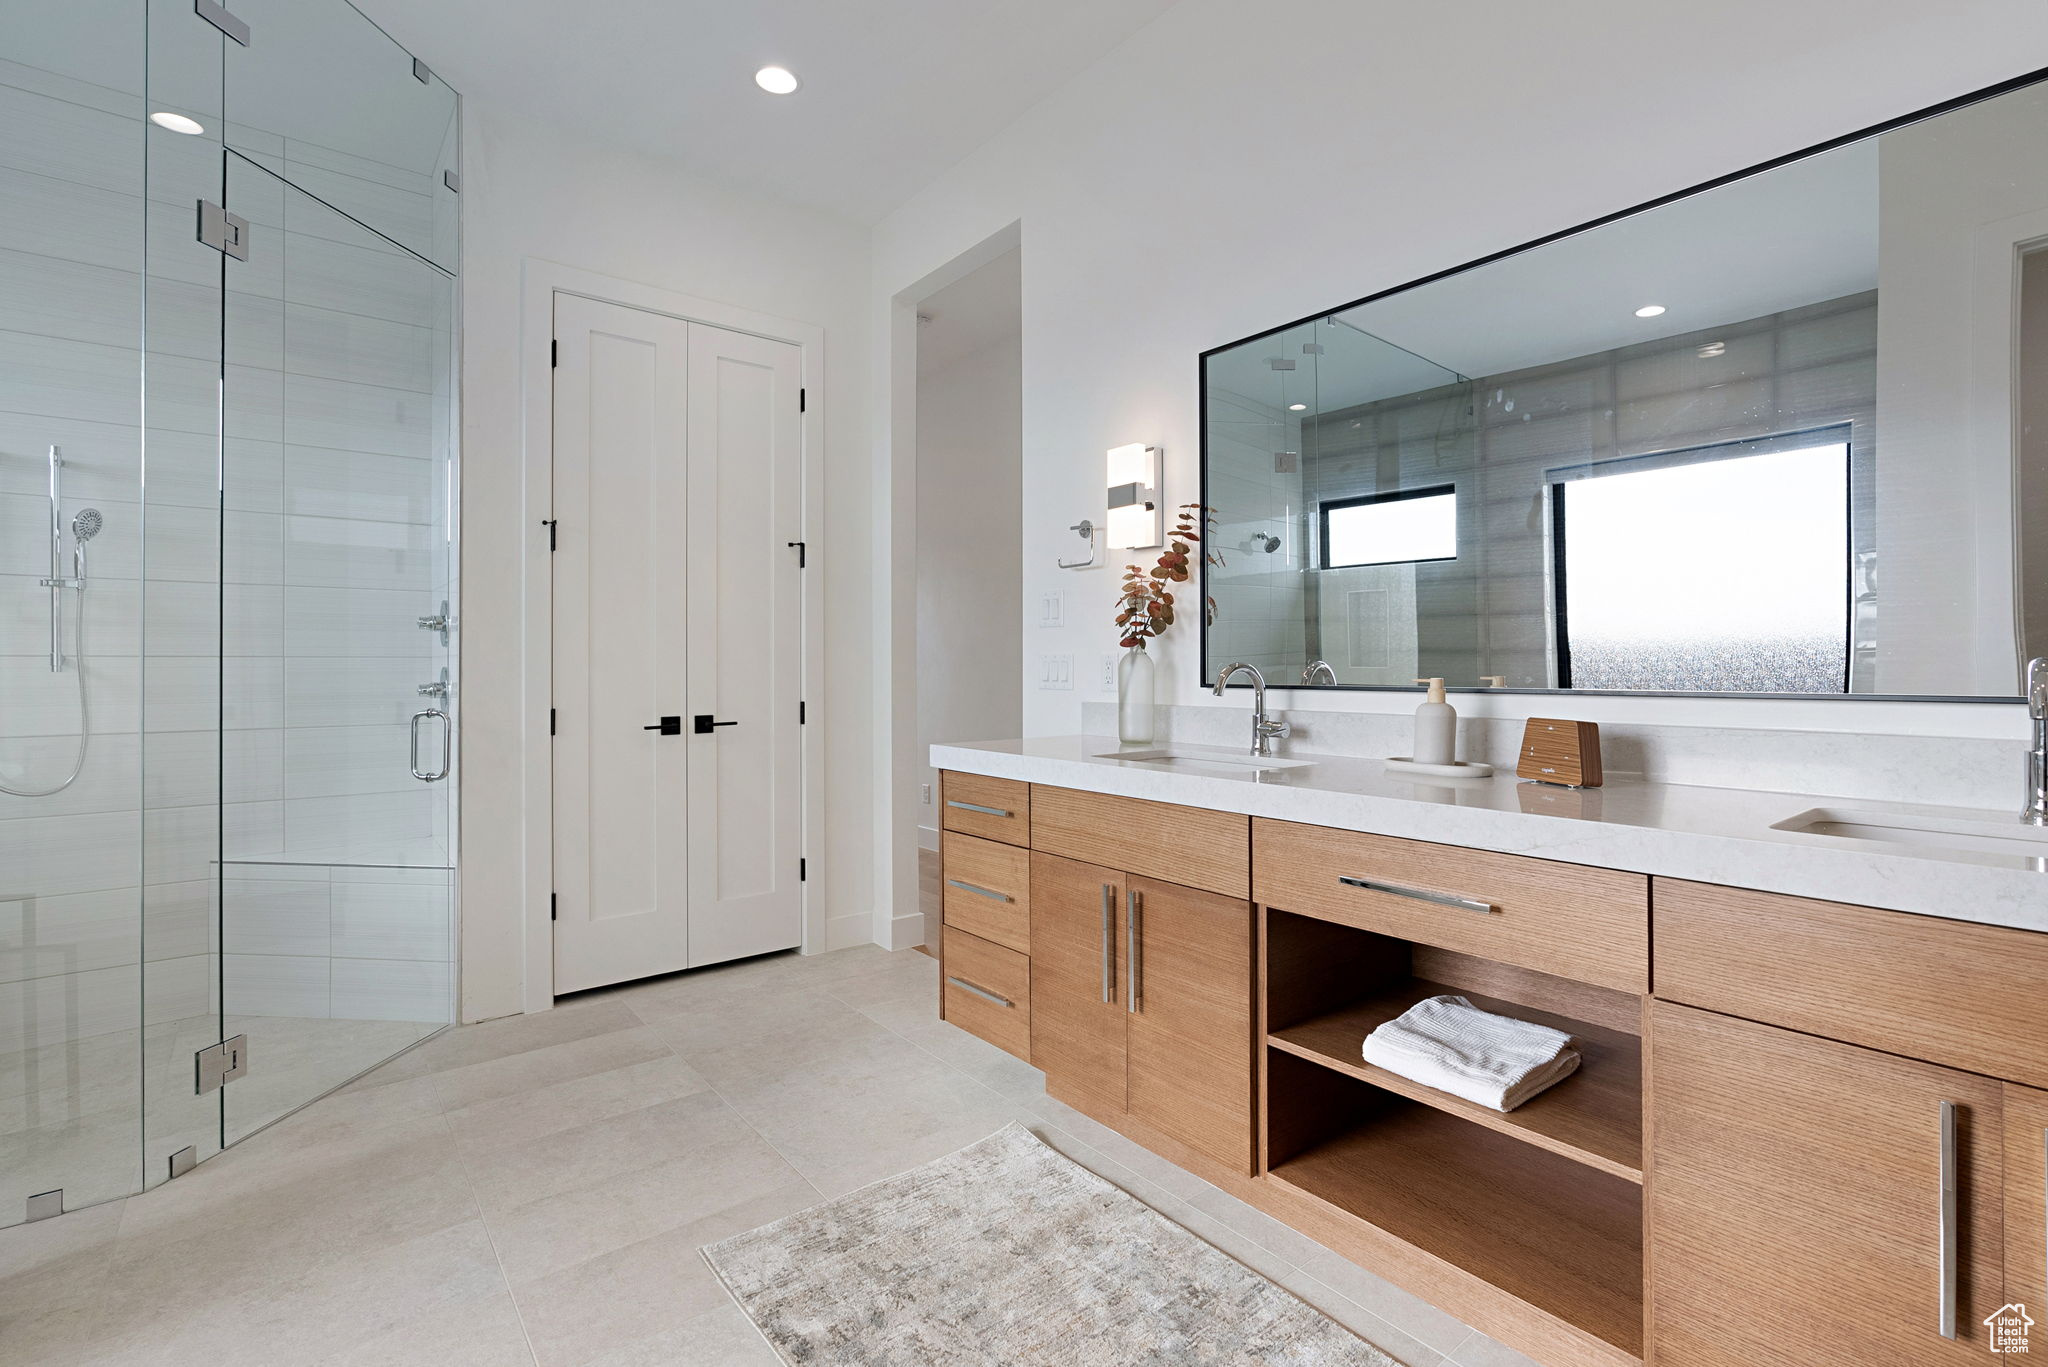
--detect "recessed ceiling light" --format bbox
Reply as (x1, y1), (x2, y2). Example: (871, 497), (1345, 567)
(149, 111), (204, 135)
(1288, 403), (1307, 411)
(754, 66), (800, 95)
(1634, 304), (1667, 318)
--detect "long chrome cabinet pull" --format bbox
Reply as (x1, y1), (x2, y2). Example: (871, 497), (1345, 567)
(1126, 888), (1142, 1013)
(945, 976), (1013, 1008)
(945, 878), (1011, 903)
(945, 799), (1011, 817)
(1337, 874), (1495, 916)
(1099, 884), (1114, 1005)
(1938, 1100), (1958, 1340)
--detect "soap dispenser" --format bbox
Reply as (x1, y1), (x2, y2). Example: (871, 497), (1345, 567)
(1411, 677), (1457, 766)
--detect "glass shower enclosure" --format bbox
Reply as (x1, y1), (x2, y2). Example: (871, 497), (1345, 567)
(0, 0), (459, 1226)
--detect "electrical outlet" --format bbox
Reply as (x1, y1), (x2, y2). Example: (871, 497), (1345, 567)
(1038, 590), (1064, 628)
(921, 783), (932, 805)
(1038, 653), (1074, 689)
(1100, 654), (1117, 691)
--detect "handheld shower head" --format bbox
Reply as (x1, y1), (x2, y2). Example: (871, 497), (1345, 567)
(71, 508), (102, 542)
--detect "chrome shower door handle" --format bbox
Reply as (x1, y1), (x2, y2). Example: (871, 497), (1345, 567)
(410, 709), (451, 782)
(1938, 1100), (1958, 1339)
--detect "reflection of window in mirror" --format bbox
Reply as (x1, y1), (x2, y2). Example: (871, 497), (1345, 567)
(1321, 486), (1458, 568)
(1551, 433), (1850, 693)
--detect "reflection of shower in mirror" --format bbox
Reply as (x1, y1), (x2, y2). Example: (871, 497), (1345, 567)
(6, 445), (101, 797)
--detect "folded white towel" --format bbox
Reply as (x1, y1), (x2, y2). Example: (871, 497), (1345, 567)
(1362, 994), (1581, 1113)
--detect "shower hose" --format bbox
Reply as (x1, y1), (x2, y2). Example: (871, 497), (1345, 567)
(0, 584), (89, 797)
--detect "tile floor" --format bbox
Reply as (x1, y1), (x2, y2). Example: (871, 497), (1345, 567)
(1, 944), (1540, 1367)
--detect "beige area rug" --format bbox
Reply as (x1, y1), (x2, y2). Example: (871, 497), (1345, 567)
(702, 1123), (1404, 1366)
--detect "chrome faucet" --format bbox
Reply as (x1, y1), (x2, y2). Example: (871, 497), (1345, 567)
(1214, 662), (1291, 757)
(2026, 656), (2048, 825)
(1301, 659), (1336, 685)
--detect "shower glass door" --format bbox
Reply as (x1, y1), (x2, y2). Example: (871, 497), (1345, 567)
(217, 152), (456, 1144)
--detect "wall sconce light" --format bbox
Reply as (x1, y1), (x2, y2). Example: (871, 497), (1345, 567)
(1105, 443), (1162, 549)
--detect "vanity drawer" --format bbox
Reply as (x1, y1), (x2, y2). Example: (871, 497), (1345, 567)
(1656, 878), (2048, 1088)
(1030, 785), (1250, 898)
(941, 772), (1031, 846)
(1252, 820), (1649, 993)
(941, 832), (1030, 954)
(942, 927), (1030, 1062)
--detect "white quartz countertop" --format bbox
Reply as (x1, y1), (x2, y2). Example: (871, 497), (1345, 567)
(931, 736), (2048, 934)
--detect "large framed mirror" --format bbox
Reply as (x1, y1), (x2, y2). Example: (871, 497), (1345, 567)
(1200, 68), (2048, 700)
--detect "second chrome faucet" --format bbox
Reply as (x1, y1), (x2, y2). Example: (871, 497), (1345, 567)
(1214, 662), (1291, 757)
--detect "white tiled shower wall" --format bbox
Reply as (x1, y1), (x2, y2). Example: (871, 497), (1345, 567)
(0, 54), (453, 1068)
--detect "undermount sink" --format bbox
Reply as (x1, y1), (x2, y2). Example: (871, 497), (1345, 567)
(1772, 806), (2048, 868)
(1096, 748), (1317, 774)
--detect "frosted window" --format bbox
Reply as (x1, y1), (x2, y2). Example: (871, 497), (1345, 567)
(1558, 443), (1849, 692)
(1323, 488), (1457, 568)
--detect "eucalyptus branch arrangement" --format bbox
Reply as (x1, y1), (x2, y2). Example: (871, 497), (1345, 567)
(1116, 504), (1224, 648)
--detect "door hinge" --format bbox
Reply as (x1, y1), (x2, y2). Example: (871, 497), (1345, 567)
(542, 518), (557, 550)
(786, 540), (806, 568)
(799, 858), (807, 882)
(551, 338), (558, 368)
(799, 387), (806, 413)
(443, 169), (461, 194)
(196, 199), (249, 260)
(551, 892), (558, 921)
(195, 1035), (248, 1094)
(799, 700), (805, 725)
(195, 0), (250, 45)
(550, 707), (556, 736)
(412, 56), (432, 84)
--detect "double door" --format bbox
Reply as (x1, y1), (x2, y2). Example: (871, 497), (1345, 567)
(550, 294), (805, 993)
(1650, 1001), (2046, 1364)
(1031, 851), (1253, 1172)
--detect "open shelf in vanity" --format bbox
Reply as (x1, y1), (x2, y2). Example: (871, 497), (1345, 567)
(1259, 905), (1649, 1363)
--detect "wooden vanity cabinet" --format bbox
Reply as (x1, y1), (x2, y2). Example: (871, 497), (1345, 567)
(1648, 1000), (2005, 1365)
(2003, 1083), (2048, 1329)
(1027, 794), (1257, 1174)
(1028, 852), (1128, 1116)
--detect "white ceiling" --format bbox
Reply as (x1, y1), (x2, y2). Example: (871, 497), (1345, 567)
(356, 0), (1181, 223)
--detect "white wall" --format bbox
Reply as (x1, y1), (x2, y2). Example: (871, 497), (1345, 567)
(867, 0), (2048, 928)
(458, 99), (873, 1022)
(916, 330), (1024, 847)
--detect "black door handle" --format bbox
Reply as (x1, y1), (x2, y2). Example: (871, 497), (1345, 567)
(644, 717), (681, 735)
(693, 716), (739, 734)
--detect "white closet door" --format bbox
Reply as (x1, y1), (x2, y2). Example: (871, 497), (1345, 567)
(551, 294), (693, 994)
(683, 322), (804, 968)
(551, 295), (805, 994)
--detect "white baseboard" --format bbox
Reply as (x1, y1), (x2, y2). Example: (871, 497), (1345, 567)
(822, 910), (874, 953)
(887, 910), (928, 952)
(917, 823), (939, 852)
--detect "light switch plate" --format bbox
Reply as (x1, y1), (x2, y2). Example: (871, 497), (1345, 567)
(1038, 590), (1064, 628)
(1038, 653), (1074, 690)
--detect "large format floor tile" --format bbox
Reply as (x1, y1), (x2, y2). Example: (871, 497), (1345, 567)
(0, 943), (1506, 1367)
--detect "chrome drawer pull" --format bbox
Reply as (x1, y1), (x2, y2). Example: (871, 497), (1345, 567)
(945, 878), (1012, 903)
(1337, 874), (1495, 916)
(1938, 1100), (1957, 1340)
(1100, 883), (1114, 1005)
(1126, 888), (1142, 1014)
(945, 799), (1012, 817)
(945, 975), (1013, 1009)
